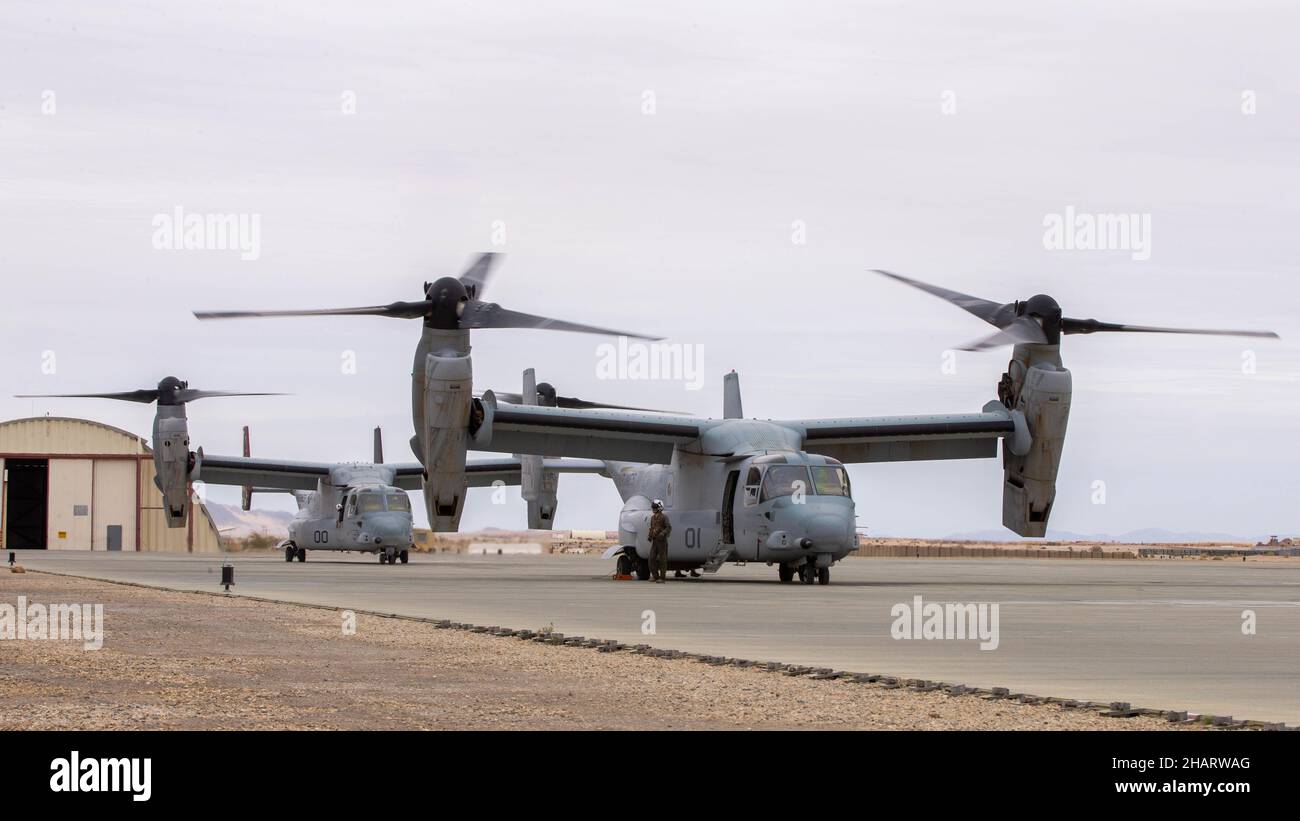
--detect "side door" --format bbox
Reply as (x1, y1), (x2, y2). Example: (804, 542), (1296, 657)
(720, 470), (739, 545)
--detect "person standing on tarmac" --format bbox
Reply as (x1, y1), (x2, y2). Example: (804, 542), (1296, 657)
(648, 499), (671, 583)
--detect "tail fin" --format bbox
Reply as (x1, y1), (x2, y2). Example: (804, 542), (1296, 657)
(519, 368), (556, 529)
(723, 370), (743, 419)
(373, 427), (384, 464)
(240, 425), (253, 511)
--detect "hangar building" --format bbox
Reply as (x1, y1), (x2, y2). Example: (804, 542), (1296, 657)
(0, 416), (223, 552)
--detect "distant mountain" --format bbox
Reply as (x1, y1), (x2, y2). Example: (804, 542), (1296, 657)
(939, 527), (1260, 544)
(206, 503), (294, 538)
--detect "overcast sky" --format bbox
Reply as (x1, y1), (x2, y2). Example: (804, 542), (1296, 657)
(2, 1), (1297, 538)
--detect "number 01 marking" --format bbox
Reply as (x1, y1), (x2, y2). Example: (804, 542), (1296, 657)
(684, 527), (701, 549)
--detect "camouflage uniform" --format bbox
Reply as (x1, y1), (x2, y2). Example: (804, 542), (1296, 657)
(648, 509), (672, 582)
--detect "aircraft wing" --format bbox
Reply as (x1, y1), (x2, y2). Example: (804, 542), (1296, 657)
(389, 456), (609, 490)
(481, 399), (704, 464)
(194, 454), (334, 491)
(782, 408), (1019, 464)
(390, 462), (426, 491)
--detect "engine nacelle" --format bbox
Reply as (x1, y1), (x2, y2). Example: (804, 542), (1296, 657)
(521, 454), (559, 530)
(151, 405), (194, 528)
(420, 350), (473, 531)
(1001, 346), (1072, 537)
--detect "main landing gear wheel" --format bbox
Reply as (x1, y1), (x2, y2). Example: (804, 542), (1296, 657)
(799, 564), (816, 585)
(635, 557), (651, 581)
(817, 566), (829, 585)
(297, 548), (307, 563)
(400, 549), (410, 564)
(778, 564), (794, 583)
(616, 554), (634, 576)
(284, 545), (296, 562)
(385, 546), (398, 565)
(378, 552), (388, 564)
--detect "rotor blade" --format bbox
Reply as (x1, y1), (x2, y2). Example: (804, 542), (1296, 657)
(461, 301), (663, 340)
(872, 269), (1010, 326)
(1062, 318), (1279, 339)
(175, 390), (288, 402)
(193, 301), (431, 321)
(958, 324), (1047, 352)
(458, 252), (502, 300)
(14, 389), (160, 403)
(957, 317), (1049, 351)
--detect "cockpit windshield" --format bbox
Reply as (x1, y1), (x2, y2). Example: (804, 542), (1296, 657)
(354, 490), (411, 514)
(357, 492), (386, 514)
(760, 465), (811, 502)
(811, 466), (851, 497)
(386, 493), (412, 513)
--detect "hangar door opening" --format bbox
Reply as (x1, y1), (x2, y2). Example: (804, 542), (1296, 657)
(4, 459), (49, 549)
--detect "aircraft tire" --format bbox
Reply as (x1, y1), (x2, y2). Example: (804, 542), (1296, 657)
(800, 564), (815, 585)
(635, 557), (651, 581)
(778, 564), (794, 583)
(285, 545), (295, 562)
(379, 552), (388, 564)
(400, 549), (409, 564)
(817, 566), (829, 585)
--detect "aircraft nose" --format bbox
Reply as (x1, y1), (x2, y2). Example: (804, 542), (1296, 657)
(367, 514), (412, 545)
(803, 513), (853, 551)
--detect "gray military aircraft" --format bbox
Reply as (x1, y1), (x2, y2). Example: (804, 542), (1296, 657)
(193, 263), (1277, 584)
(194, 253), (660, 533)
(476, 271), (1277, 584)
(223, 425), (418, 563)
(17, 377), (605, 563)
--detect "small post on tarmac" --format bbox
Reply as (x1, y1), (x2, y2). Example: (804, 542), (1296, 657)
(220, 563), (235, 593)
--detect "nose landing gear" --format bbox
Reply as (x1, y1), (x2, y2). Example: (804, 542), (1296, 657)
(790, 562), (830, 585)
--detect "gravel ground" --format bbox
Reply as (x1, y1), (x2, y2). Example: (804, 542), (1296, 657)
(0, 570), (1185, 730)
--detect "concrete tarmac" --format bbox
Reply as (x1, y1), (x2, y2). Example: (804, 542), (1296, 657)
(14, 550), (1300, 724)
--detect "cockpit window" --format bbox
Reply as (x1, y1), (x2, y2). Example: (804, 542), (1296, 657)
(743, 467), (762, 506)
(357, 492), (386, 514)
(387, 493), (412, 513)
(760, 465), (811, 503)
(811, 466), (851, 497)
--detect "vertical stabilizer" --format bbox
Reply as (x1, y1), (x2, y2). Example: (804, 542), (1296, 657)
(723, 370), (743, 419)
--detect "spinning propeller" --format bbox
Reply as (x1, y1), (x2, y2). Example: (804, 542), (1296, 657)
(873, 270), (1279, 351)
(16, 376), (283, 406)
(194, 252), (662, 340)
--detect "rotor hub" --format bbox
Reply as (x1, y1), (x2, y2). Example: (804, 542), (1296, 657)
(424, 276), (469, 329)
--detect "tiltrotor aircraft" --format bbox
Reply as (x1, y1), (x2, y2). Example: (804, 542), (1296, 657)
(193, 262), (1277, 585)
(194, 253), (659, 533)
(16, 377), (604, 563)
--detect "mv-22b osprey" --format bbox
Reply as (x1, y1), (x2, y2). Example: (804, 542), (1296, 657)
(195, 253), (655, 534)
(196, 261), (1277, 585)
(18, 376), (604, 564)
